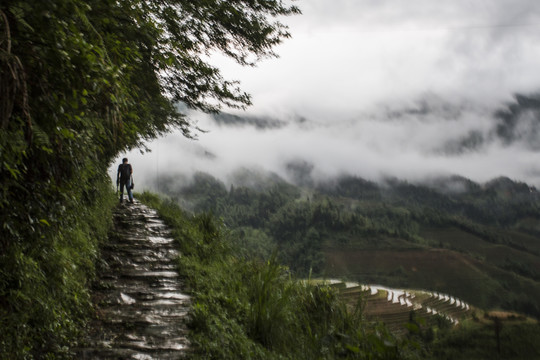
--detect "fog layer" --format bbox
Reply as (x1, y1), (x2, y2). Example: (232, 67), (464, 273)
(111, 94), (540, 189)
(110, 1), (540, 189)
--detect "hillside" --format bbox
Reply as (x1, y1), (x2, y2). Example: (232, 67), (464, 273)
(156, 171), (540, 318)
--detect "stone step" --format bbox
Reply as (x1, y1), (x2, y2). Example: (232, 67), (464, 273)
(75, 200), (190, 358)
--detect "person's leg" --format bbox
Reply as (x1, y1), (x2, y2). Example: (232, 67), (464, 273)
(119, 181), (125, 202)
(127, 178), (134, 203)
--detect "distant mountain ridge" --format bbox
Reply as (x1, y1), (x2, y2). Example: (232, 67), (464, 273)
(209, 93), (540, 158)
(211, 112), (286, 129)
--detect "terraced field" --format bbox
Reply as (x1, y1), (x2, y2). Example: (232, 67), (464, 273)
(323, 229), (540, 315)
(322, 281), (473, 335)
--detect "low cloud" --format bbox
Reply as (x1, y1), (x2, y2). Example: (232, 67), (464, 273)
(210, 0), (540, 118)
(110, 1), (540, 190)
(112, 94), (540, 190)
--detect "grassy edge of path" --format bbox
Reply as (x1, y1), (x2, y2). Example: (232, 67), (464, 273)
(137, 191), (422, 360)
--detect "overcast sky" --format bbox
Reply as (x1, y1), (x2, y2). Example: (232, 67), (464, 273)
(113, 0), (540, 189)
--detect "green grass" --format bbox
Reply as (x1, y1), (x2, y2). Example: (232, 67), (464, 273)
(138, 191), (423, 359)
(428, 318), (540, 359)
(136, 190), (540, 359)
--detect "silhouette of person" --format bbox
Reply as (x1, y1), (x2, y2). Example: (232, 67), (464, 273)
(117, 157), (133, 203)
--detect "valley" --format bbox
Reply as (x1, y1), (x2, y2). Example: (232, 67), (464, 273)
(156, 171), (540, 318)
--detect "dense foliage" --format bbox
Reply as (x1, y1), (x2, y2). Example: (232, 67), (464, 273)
(158, 171), (540, 317)
(0, 176), (115, 358)
(0, 0), (298, 356)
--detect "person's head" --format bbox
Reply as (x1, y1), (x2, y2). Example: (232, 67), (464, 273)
(122, 158), (128, 164)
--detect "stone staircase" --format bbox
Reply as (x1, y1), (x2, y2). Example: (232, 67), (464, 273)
(76, 200), (190, 359)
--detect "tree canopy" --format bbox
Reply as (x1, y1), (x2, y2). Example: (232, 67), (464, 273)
(0, 0), (300, 242)
(1, 0), (300, 154)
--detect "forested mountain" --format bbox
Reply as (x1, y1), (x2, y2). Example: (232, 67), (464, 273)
(157, 171), (540, 318)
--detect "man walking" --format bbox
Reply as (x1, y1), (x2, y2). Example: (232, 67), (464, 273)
(117, 157), (134, 203)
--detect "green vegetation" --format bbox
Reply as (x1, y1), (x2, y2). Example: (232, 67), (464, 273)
(158, 171), (540, 318)
(139, 190), (540, 359)
(1, 0), (299, 356)
(427, 316), (540, 359)
(2, 0), (540, 357)
(0, 176), (116, 358)
(138, 191), (423, 359)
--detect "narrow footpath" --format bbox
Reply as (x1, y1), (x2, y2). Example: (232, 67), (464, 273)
(78, 200), (190, 359)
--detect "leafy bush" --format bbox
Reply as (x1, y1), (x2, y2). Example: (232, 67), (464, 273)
(0, 176), (116, 359)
